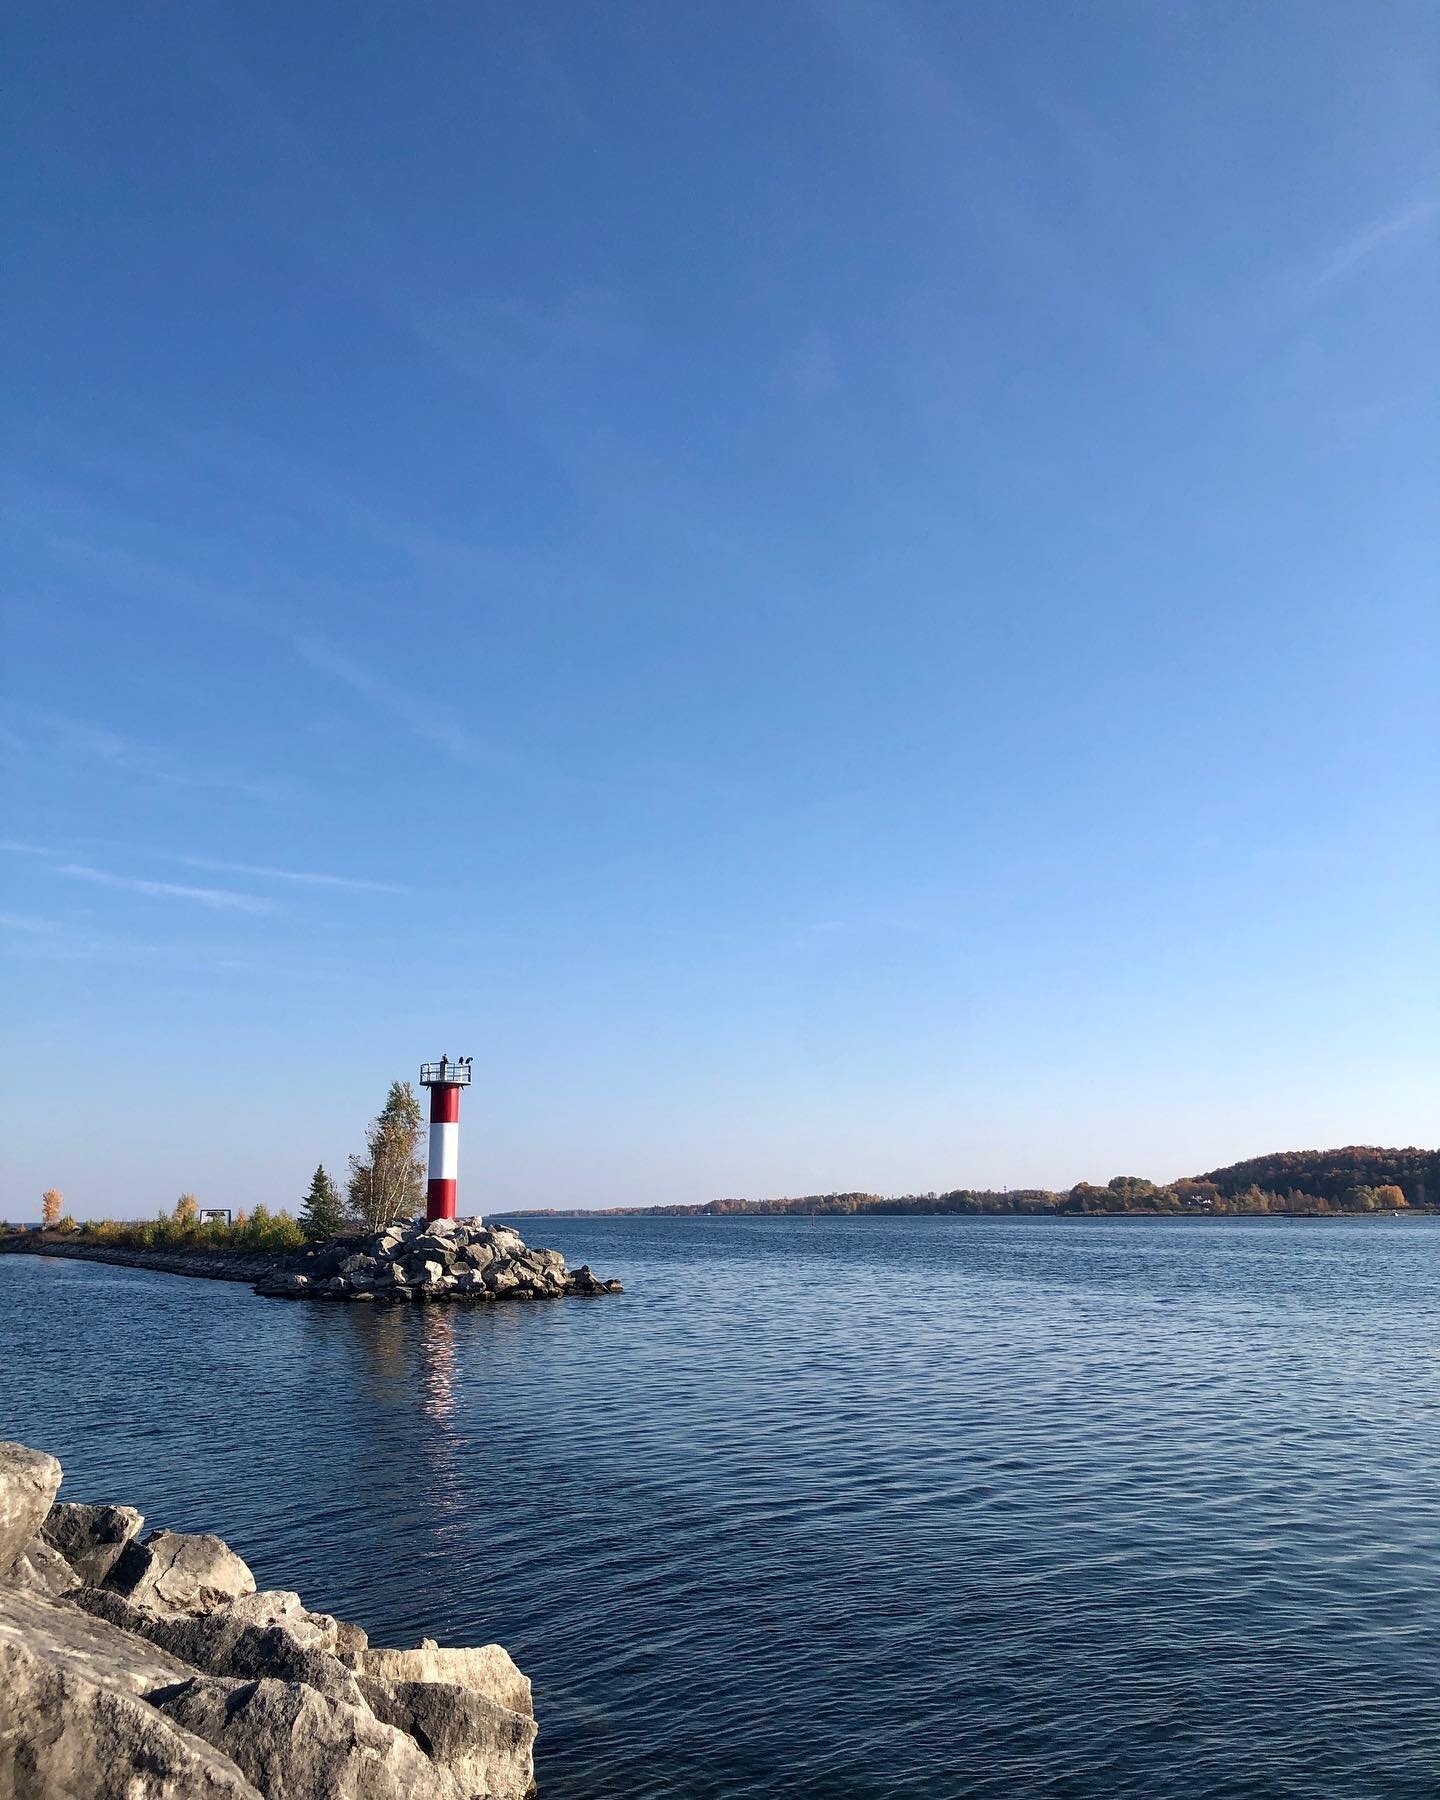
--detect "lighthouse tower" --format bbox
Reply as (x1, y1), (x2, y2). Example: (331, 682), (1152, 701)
(419, 1056), (472, 1222)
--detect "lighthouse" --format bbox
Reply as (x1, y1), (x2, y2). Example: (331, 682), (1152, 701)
(419, 1056), (472, 1222)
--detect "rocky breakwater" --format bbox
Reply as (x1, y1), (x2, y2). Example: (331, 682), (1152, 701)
(256, 1216), (622, 1306)
(0, 1440), (538, 1798)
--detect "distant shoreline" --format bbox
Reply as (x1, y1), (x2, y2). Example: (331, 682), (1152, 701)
(504, 1145), (1438, 1222)
(501, 1208), (1431, 1221)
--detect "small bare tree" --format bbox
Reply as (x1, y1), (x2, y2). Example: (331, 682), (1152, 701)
(41, 1188), (63, 1229)
(349, 1081), (426, 1229)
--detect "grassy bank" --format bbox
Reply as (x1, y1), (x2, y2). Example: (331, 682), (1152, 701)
(0, 1207), (308, 1257)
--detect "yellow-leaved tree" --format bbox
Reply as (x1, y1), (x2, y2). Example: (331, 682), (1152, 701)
(41, 1188), (63, 1228)
(174, 1193), (199, 1226)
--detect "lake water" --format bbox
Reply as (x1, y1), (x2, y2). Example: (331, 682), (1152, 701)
(5, 1214), (1440, 1798)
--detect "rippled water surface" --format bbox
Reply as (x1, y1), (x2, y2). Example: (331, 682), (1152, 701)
(6, 1215), (1440, 1797)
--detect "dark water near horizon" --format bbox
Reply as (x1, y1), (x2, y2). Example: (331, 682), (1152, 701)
(6, 1214), (1440, 1798)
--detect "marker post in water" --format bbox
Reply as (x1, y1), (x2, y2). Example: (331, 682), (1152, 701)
(419, 1055), (472, 1222)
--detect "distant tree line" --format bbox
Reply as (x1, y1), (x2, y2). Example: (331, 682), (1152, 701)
(510, 1147), (1439, 1220)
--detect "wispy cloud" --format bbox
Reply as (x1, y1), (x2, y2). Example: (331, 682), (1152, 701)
(173, 854), (409, 894)
(4, 837), (407, 897)
(293, 634), (486, 763)
(57, 864), (277, 914)
(0, 912), (59, 933)
(7, 715), (285, 803)
(1304, 195), (1440, 296)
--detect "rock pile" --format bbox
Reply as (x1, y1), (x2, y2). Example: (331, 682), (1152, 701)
(0, 1440), (537, 1798)
(256, 1216), (622, 1305)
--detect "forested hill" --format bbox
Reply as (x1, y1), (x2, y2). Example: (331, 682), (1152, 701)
(1199, 1146), (1439, 1210)
(505, 1146), (1439, 1219)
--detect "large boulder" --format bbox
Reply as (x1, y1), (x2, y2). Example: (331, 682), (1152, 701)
(407, 1235), (456, 1263)
(359, 1676), (536, 1800)
(152, 1675), (464, 1799)
(11, 1532), (80, 1598)
(0, 1580), (205, 1699)
(103, 1529), (255, 1618)
(78, 1589), (367, 1708)
(361, 1639), (533, 1721)
(255, 1271), (310, 1297)
(43, 1501), (145, 1585)
(0, 1633), (262, 1798)
(0, 1442), (62, 1577)
(226, 1588), (343, 1653)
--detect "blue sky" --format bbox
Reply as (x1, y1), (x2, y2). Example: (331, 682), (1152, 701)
(3, 0), (1437, 1217)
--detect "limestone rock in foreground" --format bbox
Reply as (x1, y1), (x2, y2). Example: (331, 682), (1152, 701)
(11, 1532), (80, 1599)
(258, 1214), (624, 1307)
(0, 1582), (259, 1798)
(43, 1500), (145, 1586)
(359, 1638), (538, 1797)
(0, 1582), (200, 1698)
(78, 1588), (370, 1708)
(359, 1674), (535, 1799)
(0, 1442), (540, 1799)
(361, 1638), (533, 1719)
(0, 1442), (61, 1577)
(153, 1676), (465, 1800)
(103, 1527), (256, 1618)
(0, 1632), (262, 1798)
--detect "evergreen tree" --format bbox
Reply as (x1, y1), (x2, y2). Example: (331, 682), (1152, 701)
(299, 1164), (345, 1240)
(348, 1081), (425, 1229)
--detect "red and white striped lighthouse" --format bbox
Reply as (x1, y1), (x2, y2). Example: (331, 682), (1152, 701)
(419, 1056), (472, 1222)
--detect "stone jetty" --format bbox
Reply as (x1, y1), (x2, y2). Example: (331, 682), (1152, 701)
(0, 1439), (537, 1798)
(256, 1216), (622, 1305)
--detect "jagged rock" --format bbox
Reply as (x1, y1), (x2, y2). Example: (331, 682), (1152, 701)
(407, 1236), (454, 1262)
(358, 1676), (536, 1800)
(256, 1217), (618, 1306)
(0, 1631), (262, 1798)
(0, 1441), (62, 1576)
(332, 1618), (369, 1670)
(360, 1639), (533, 1720)
(103, 1529), (255, 1618)
(11, 1532), (80, 1596)
(226, 1589), (343, 1652)
(43, 1501), (145, 1586)
(0, 1581), (201, 1699)
(152, 1674), (464, 1800)
(255, 1271), (310, 1296)
(0, 1445), (541, 1800)
(78, 1589), (368, 1708)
